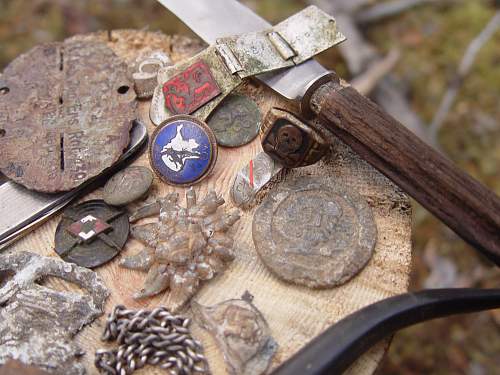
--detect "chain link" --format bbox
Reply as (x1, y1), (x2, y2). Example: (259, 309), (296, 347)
(95, 305), (209, 375)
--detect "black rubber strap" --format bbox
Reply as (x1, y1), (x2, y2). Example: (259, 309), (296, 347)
(272, 288), (500, 375)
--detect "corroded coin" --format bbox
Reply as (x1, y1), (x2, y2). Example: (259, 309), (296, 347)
(0, 39), (137, 193)
(54, 200), (129, 268)
(149, 115), (217, 186)
(207, 94), (262, 147)
(103, 166), (153, 206)
(253, 177), (377, 288)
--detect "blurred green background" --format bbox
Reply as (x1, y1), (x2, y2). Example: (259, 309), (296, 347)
(0, 0), (498, 373)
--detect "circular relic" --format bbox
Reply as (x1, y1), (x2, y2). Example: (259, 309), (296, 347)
(253, 177), (377, 288)
(0, 39), (137, 192)
(149, 115), (217, 186)
(207, 94), (262, 147)
(103, 166), (153, 206)
(55, 200), (129, 268)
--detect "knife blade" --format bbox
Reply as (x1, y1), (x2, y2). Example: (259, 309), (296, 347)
(156, 0), (332, 101)
(0, 119), (148, 250)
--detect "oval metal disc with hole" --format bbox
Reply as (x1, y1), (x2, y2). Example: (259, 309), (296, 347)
(253, 176), (377, 288)
(0, 39), (137, 192)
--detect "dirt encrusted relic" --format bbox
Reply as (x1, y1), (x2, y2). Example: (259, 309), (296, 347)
(120, 189), (240, 308)
(0, 39), (136, 192)
(207, 94), (262, 147)
(192, 295), (277, 375)
(253, 176), (377, 288)
(0, 252), (109, 375)
(103, 166), (153, 206)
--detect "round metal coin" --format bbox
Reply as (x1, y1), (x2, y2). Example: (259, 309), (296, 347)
(149, 115), (217, 186)
(103, 166), (153, 206)
(207, 94), (262, 147)
(0, 39), (137, 192)
(252, 177), (377, 288)
(55, 200), (129, 268)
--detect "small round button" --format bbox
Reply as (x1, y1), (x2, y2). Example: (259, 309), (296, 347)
(149, 115), (217, 186)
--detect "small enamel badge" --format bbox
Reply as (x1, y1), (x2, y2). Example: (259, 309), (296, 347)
(162, 60), (221, 115)
(149, 115), (217, 186)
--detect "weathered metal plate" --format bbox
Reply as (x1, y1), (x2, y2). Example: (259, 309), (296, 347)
(253, 177), (377, 288)
(54, 200), (129, 268)
(192, 296), (278, 375)
(0, 252), (109, 375)
(207, 94), (262, 147)
(0, 39), (137, 192)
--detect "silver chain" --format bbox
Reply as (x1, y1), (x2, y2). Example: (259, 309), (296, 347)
(95, 305), (209, 375)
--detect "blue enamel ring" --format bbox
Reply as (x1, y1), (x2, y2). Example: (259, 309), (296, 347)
(149, 115), (218, 186)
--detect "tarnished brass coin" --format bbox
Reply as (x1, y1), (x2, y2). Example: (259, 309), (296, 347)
(103, 166), (153, 206)
(0, 39), (136, 192)
(253, 177), (377, 288)
(207, 94), (262, 147)
(55, 200), (129, 268)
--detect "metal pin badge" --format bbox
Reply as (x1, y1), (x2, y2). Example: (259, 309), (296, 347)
(207, 94), (262, 147)
(149, 115), (217, 186)
(54, 200), (129, 268)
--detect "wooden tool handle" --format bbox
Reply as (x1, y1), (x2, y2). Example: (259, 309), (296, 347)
(308, 81), (500, 265)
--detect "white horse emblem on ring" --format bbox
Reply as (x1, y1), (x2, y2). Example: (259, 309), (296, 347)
(161, 124), (201, 171)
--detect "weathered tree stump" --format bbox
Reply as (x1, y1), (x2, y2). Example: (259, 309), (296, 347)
(5, 30), (412, 375)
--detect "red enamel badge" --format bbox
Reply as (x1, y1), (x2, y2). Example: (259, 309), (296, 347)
(162, 60), (221, 115)
(67, 214), (111, 241)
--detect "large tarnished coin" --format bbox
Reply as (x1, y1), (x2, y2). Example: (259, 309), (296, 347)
(149, 115), (217, 186)
(207, 94), (262, 147)
(253, 177), (377, 288)
(0, 39), (136, 192)
(55, 200), (129, 268)
(103, 166), (153, 206)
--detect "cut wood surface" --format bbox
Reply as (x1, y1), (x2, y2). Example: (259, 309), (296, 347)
(4, 30), (412, 375)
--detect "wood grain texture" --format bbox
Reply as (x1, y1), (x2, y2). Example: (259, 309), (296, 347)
(4, 31), (412, 375)
(311, 81), (500, 265)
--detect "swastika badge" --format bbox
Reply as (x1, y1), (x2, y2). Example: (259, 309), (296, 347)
(162, 60), (221, 115)
(149, 115), (217, 186)
(55, 200), (129, 268)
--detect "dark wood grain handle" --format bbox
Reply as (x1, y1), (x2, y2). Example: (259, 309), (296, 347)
(308, 81), (500, 265)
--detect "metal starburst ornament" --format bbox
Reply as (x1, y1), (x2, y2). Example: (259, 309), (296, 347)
(120, 189), (240, 307)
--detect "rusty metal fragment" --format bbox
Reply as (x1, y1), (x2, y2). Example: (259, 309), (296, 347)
(0, 39), (137, 192)
(253, 177), (377, 288)
(0, 251), (109, 375)
(192, 296), (277, 375)
(120, 189), (240, 309)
